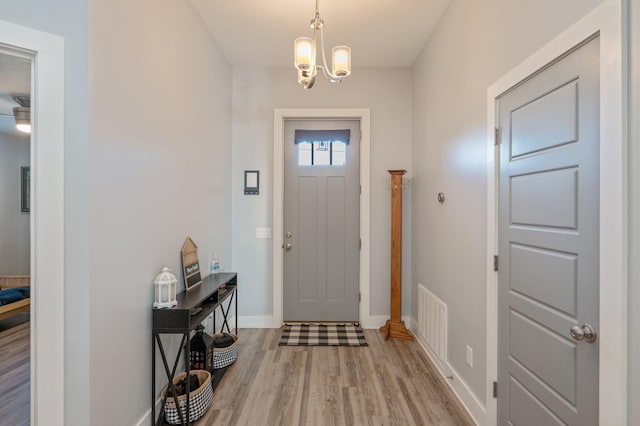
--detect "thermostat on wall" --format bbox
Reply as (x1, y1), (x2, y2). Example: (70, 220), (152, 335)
(244, 170), (259, 195)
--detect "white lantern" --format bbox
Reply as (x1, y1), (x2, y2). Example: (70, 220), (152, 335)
(153, 267), (177, 309)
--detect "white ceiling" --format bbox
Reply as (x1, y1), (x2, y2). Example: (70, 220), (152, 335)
(189, 0), (450, 68)
(0, 52), (30, 139)
(0, 1), (449, 138)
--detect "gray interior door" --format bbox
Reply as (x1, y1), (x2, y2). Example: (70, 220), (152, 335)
(283, 119), (360, 322)
(497, 37), (599, 425)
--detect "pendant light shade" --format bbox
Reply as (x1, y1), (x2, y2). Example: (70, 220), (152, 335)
(332, 46), (351, 77)
(293, 0), (352, 89)
(294, 37), (315, 71)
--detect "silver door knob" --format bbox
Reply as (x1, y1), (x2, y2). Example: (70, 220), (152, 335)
(285, 243), (292, 251)
(570, 323), (597, 343)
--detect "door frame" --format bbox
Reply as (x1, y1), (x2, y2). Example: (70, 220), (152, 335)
(0, 20), (65, 425)
(486, 2), (626, 425)
(273, 109), (371, 327)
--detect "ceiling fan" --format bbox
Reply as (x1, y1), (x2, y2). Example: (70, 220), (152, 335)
(0, 95), (31, 133)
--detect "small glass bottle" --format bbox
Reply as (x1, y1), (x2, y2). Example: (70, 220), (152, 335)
(210, 252), (220, 274)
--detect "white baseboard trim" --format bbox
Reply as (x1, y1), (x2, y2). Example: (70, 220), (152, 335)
(361, 315), (387, 329)
(137, 398), (161, 426)
(360, 314), (411, 329)
(136, 409), (150, 426)
(409, 318), (486, 426)
(402, 315), (410, 329)
(235, 315), (405, 329)
(237, 315), (277, 328)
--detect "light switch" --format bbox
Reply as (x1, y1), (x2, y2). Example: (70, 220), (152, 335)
(256, 227), (272, 239)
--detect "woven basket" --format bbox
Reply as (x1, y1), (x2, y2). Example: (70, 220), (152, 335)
(161, 370), (212, 425)
(212, 333), (239, 369)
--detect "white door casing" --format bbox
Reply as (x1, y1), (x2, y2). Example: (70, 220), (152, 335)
(274, 109), (372, 327)
(0, 20), (65, 426)
(486, 2), (625, 425)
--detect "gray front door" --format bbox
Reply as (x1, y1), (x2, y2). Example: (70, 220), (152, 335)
(283, 119), (360, 322)
(497, 37), (599, 425)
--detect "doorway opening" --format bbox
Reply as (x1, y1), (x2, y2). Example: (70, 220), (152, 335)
(0, 19), (65, 425)
(273, 109), (375, 327)
(485, 3), (626, 424)
(0, 50), (32, 424)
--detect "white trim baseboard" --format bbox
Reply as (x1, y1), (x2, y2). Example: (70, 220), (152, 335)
(361, 315), (411, 330)
(136, 406), (154, 426)
(238, 315), (277, 328)
(234, 315), (392, 329)
(361, 315), (387, 329)
(409, 318), (483, 425)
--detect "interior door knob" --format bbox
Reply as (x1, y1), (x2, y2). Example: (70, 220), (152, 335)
(285, 243), (292, 251)
(570, 323), (597, 343)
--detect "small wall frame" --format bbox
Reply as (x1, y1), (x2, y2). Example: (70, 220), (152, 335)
(244, 170), (259, 195)
(21, 166), (30, 213)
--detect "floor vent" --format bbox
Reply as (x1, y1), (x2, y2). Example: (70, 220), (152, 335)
(418, 284), (447, 363)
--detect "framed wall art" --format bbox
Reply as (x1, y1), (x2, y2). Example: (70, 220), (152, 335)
(21, 166), (30, 213)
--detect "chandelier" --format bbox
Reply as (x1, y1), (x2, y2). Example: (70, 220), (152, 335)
(293, 0), (351, 89)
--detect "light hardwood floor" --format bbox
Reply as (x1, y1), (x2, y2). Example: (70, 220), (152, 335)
(198, 328), (473, 426)
(0, 315), (30, 426)
(0, 323), (472, 426)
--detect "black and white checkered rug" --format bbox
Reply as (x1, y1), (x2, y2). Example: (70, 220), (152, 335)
(278, 324), (368, 347)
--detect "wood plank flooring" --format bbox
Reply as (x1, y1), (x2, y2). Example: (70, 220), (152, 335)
(0, 315), (30, 426)
(0, 322), (473, 426)
(198, 328), (473, 426)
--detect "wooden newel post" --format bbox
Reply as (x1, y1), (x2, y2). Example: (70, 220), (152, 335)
(380, 170), (413, 341)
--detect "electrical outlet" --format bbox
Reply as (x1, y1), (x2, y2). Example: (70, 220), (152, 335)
(466, 345), (473, 367)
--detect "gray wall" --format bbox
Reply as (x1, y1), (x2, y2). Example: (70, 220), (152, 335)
(0, 2), (90, 424)
(628, 0), (639, 423)
(88, 0), (232, 424)
(2, 0), (232, 424)
(0, 133), (30, 274)
(231, 68), (413, 320)
(411, 0), (604, 405)
(3, 1), (635, 424)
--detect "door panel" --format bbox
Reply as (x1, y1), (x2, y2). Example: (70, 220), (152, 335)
(509, 310), (577, 403)
(511, 80), (579, 158)
(509, 377), (566, 426)
(283, 119), (360, 322)
(510, 244), (577, 316)
(498, 37), (599, 425)
(326, 176), (347, 301)
(298, 176), (319, 301)
(510, 168), (578, 228)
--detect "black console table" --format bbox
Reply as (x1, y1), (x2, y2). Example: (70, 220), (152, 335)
(152, 272), (237, 425)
